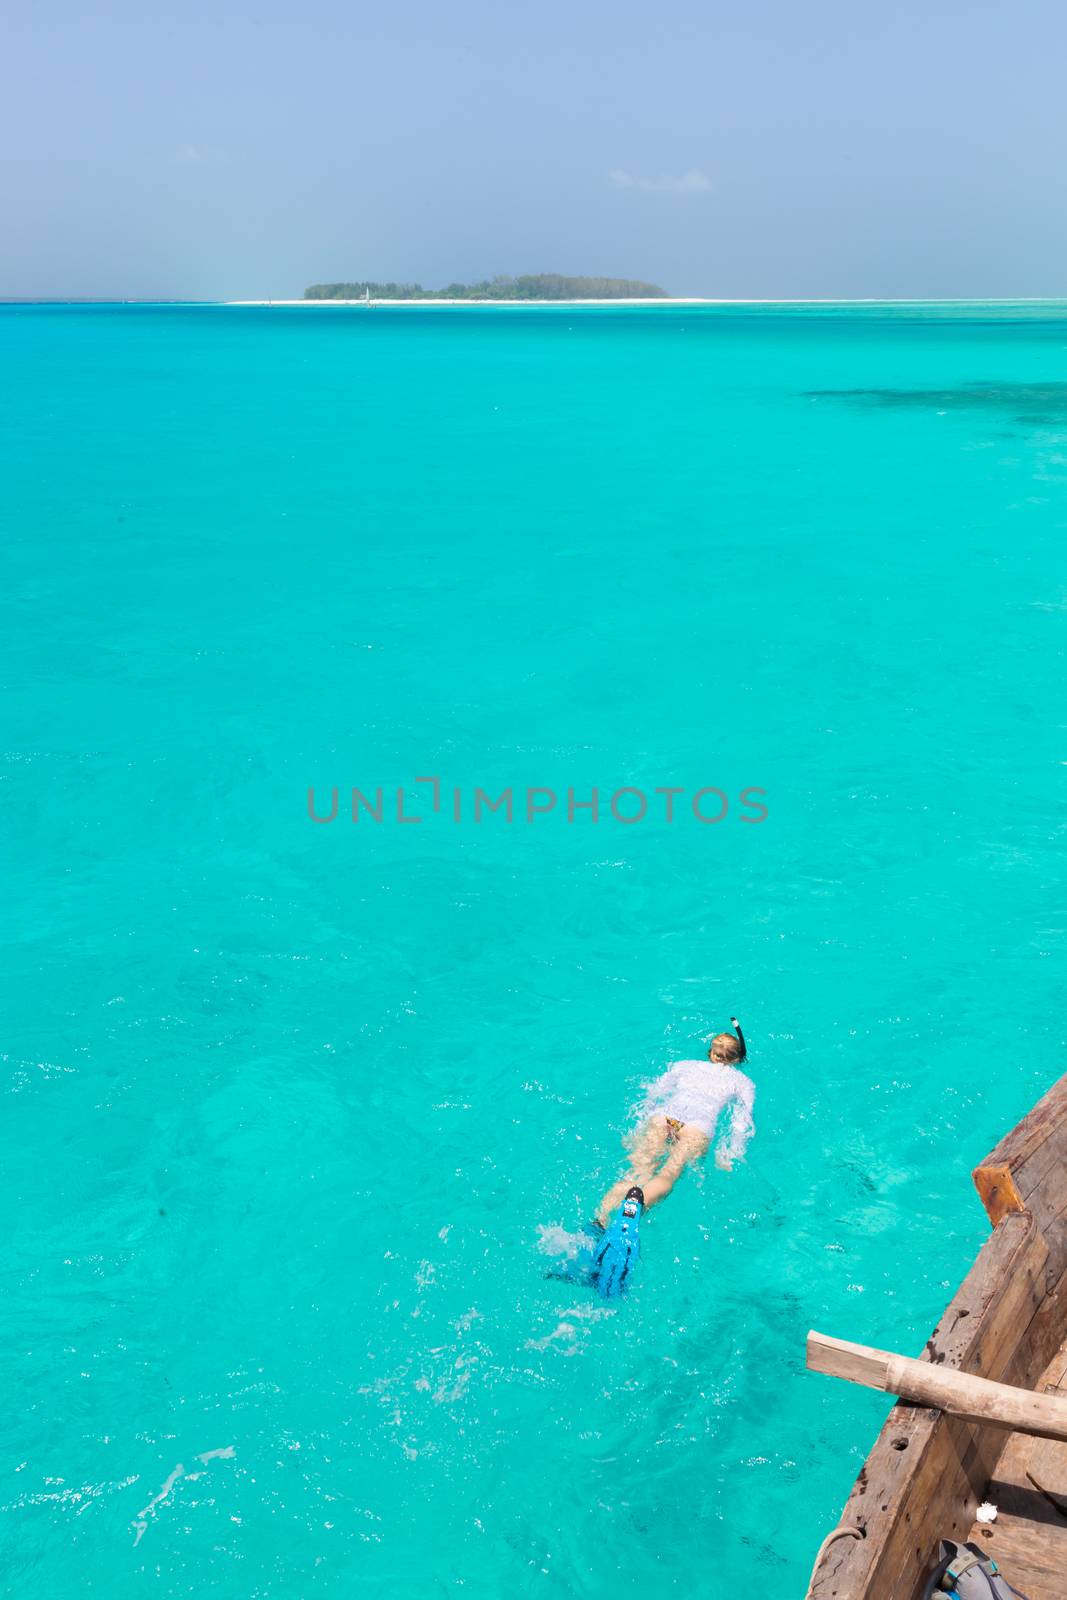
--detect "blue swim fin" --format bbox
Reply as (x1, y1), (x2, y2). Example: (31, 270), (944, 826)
(590, 1186), (643, 1298)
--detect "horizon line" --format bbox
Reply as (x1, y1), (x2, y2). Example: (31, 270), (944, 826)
(5, 294), (1067, 308)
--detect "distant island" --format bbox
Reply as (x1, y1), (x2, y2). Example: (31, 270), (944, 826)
(304, 274), (668, 302)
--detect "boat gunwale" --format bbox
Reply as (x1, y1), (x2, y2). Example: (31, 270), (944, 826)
(808, 1070), (1067, 1599)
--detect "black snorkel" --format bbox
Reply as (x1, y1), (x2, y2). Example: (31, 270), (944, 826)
(731, 1016), (747, 1062)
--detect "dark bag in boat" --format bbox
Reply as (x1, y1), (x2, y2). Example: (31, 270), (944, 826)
(923, 1539), (1030, 1599)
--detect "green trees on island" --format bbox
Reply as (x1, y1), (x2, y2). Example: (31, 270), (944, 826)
(304, 274), (668, 301)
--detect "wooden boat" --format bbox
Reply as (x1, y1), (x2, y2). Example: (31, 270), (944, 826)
(805, 1070), (1067, 1599)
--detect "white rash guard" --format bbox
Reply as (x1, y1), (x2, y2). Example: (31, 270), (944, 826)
(639, 1059), (756, 1161)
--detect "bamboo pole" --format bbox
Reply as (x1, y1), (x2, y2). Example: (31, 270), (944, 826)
(807, 1330), (1067, 1444)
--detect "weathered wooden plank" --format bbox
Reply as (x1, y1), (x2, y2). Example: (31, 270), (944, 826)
(965, 1286), (1067, 1600)
(850, 1226), (1053, 1599)
(808, 1334), (890, 1389)
(807, 1213), (1041, 1598)
(810, 1074), (1067, 1599)
(964, 1417), (1067, 1600)
(874, 1248), (1067, 1599)
(1001, 1266), (1067, 1399)
(926, 1218), (1047, 1378)
(973, 1133), (1067, 1235)
(810, 1330), (1067, 1443)
(979, 1126), (1067, 1222)
(1042, 1352), (1067, 1397)
(980, 1072), (1067, 1171)
(868, 1415), (989, 1600)
(807, 1402), (937, 1598)
(968, 1232), (1050, 1381)
(1012, 1126), (1067, 1205)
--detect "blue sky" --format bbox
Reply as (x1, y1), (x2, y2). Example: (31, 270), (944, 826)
(4, 0), (1067, 298)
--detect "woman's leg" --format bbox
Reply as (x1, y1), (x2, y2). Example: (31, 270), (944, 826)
(597, 1117), (670, 1224)
(641, 1125), (709, 1210)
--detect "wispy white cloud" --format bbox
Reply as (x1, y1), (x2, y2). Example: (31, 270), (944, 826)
(609, 168), (712, 194)
(175, 144), (204, 165)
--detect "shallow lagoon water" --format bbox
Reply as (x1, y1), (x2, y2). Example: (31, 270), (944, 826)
(1, 303), (1063, 1596)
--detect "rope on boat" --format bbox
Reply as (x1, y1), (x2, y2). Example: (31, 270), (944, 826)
(804, 1523), (864, 1598)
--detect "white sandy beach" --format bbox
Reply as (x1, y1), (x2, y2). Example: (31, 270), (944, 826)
(227, 297), (726, 306)
(225, 296), (1067, 308)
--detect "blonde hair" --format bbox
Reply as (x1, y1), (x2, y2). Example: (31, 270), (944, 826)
(709, 1031), (744, 1064)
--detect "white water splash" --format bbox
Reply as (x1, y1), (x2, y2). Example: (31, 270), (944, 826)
(131, 1445), (235, 1546)
(537, 1224), (595, 1259)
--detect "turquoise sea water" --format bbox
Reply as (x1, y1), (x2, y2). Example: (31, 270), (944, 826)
(2, 302), (1064, 1597)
